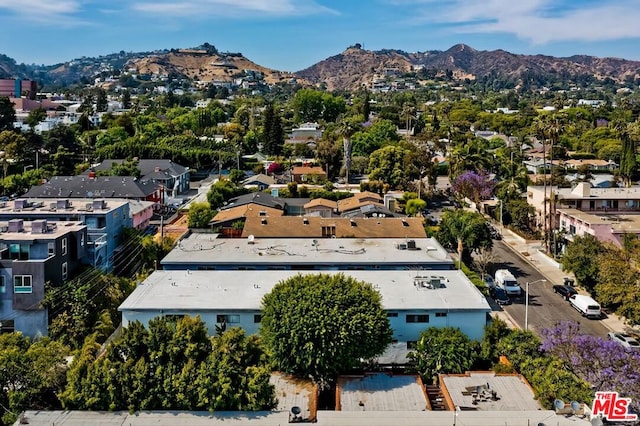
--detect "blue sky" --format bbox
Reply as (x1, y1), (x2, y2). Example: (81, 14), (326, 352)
(1, 0), (640, 72)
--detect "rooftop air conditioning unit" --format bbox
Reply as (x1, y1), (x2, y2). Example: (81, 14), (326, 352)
(407, 240), (417, 250)
(397, 243), (407, 250)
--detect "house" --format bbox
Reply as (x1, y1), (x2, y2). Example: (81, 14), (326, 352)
(341, 203), (403, 218)
(221, 192), (285, 212)
(90, 159), (190, 196)
(528, 182), (640, 247)
(24, 176), (161, 205)
(0, 219), (87, 337)
(336, 191), (384, 214)
(241, 173), (275, 191)
(0, 198), (135, 271)
(210, 204), (285, 237)
(563, 158), (618, 172)
(304, 198), (337, 217)
(119, 268), (491, 343)
(292, 166), (327, 183)
(239, 217), (425, 239)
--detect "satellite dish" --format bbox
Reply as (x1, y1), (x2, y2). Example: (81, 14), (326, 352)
(291, 406), (301, 416)
(312, 239), (318, 245)
(571, 401), (581, 412)
(554, 399), (565, 411)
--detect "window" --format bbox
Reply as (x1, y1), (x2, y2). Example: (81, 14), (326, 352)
(406, 314), (429, 323)
(0, 276), (5, 293)
(48, 242), (55, 256)
(321, 226), (336, 238)
(569, 225), (576, 235)
(13, 275), (33, 294)
(62, 262), (68, 280)
(253, 314), (262, 323)
(386, 312), (398, 318)
(61, 238), (67, 256)
(9, 244), (29, 261)
(217, 314), (240, 324)
(435, 312), (447, 317)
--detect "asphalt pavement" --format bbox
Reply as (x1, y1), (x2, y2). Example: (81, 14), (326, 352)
(496, 226), (630, 334)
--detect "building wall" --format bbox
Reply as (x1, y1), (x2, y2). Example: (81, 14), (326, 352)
(122, 308), (488, 343)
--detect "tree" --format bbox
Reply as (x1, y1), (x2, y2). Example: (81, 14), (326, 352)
(261, 103), (284, 155)
(1, 334), (69, 425)
(61, 316), (276, 411)
(617, 120), (638, 187)
(407, 327), (476, 384)
(260, 273), (392, 388)
(95, 88), (108, 113)
(405, 198), (426, 216)
(0, 130), (26, 178)
(541, 321), (639, 413)
(121, 89), (131, 109)
(25, 107), (47, 130)
(0, 96), (15, 132)
(561, 234), (606, 294)
(451, 169), (495, 210)
(337, 118), (361, 184)
(188, 202), (214, 228)
(595, 243), (640, 324)
(368, 145), (419, 189)
(437, 209), (492, 265)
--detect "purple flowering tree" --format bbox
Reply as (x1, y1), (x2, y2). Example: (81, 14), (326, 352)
(451, 169), (495, 210)
(541, 321), (640, 413)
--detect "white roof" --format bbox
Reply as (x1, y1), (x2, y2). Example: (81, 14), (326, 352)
(161, 236), (452, 267)
(119, 270), (491, 312)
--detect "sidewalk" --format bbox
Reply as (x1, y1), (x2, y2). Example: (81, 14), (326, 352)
(499, 226), (629, 333)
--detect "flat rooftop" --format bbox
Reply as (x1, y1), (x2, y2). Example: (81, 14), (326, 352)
(0, 198), (129, 215)
(118, 270), (491, 312)
(441, 372), (541, 411)
(559, 208), (640, 233)
(0, 221), (85, 240)
(161, 235), (453, 268)
(338, 374), (427, 411)
(15, 409), (590, 425)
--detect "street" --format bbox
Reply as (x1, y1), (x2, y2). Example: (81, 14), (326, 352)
(489, 240), (610, 338)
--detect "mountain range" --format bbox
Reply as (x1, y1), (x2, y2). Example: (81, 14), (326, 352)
(1, 43), (640, 91)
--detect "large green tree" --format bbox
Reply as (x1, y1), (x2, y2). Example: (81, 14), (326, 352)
(367, 144), (419, 189)
(437, 209), (492, 265)
(561, 234), (606, 294)
(0, 334), (69, 425)
(61, 316), (275, 412)
(0, 96), (15, 132)
(407, 327), (476, 384)
(260, 273), (392, 388)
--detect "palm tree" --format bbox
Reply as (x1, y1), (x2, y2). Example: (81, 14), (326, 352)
(337, 118), (360, 185)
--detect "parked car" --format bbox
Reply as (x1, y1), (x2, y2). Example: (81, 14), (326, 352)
(489, 225), (502, 240)
(552, 284), (578, 301)
(608, 332), (640, 349)
(492, 287), (511, 305)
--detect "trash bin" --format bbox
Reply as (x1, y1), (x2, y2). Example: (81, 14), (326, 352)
(563, 277), (575, 287)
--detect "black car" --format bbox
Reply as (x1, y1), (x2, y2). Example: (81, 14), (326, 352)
(492, 287), (511, 305)
(552, 284), (578, 301)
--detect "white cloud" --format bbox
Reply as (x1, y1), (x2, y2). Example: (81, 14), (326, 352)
(0, 0), (91, 25)
(404, 0), (640, 44)
(131, 0), (337, 17)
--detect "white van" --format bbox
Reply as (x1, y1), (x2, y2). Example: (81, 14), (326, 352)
(569, 294), (601, 319)
(494, 269), (521, 296)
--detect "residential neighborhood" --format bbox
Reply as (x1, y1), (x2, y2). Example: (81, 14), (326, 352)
(1, 21), (640, 426)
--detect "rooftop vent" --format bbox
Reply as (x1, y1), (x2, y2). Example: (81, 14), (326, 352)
(31, 219), (47, 234)
(350, 219), (357, 227)
(261, 218), (267, 225)
(49, 202), (57, 211)
(8, 219), (24, 233)
(303, 217), (309, 225)
(397, 242), (407, 250)
(14, 199), (28, 210)
(402, 218), (409, 227)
